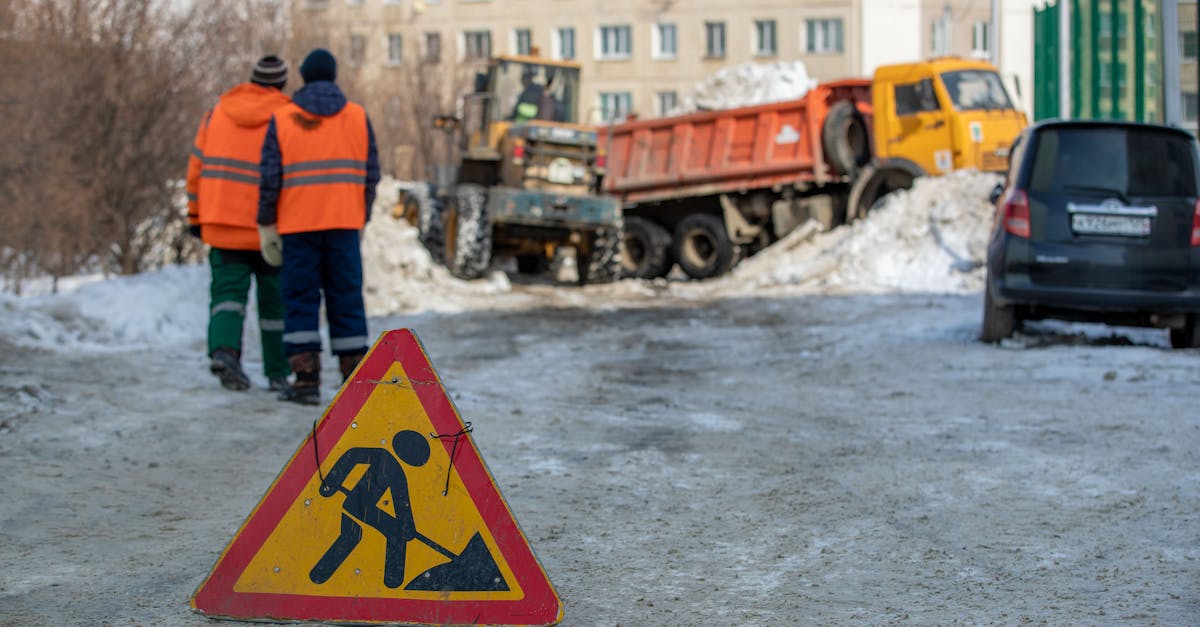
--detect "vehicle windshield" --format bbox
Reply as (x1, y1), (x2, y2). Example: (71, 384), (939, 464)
(1028, 127), (1198, 198)
(939, 70), (1013, 111)
(492, 60), (580, 124)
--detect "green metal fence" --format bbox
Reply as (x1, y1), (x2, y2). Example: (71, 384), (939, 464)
(1033, 0), (1162, 122)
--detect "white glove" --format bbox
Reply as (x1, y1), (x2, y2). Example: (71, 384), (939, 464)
(258, 224), (283, 267)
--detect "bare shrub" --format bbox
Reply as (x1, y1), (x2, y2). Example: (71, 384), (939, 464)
(0, 0), (287, 292)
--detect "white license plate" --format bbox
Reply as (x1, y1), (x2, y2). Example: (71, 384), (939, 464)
(1071, 213), (1151, 237)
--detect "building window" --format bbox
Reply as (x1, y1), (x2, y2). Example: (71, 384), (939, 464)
(349, 34), (366, 64)
(1184, 31), (1198, 63)
(463, 30), (491, 60)
(599, 91), (633, 121)
(653, 23), (677, 59)
(425, 32), (441, 63)
(754, 19), (777, 56)
(806, 18), (843, 53)
(1184, 92), (1198, 124)
(931, 19), (948, 55)
(555, 27), (576, 60)
(705, 21), (726, 58)
(387, 33), (403, 65)
(656, 91), (677, 116)
(514, 28), (532, 56)
(597, 24), (632, 59)
(971, 21), (990, 58)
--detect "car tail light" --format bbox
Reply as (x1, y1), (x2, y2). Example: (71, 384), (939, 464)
(1003, 189), (1031, 238)
(1191, 199), (1200, 246)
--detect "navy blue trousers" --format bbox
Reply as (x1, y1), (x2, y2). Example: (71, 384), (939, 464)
(280, 229), (369, 357)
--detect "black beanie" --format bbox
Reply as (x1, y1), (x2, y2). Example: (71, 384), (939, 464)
(300, 48), (337, 84)
(251, 55), (288, 88)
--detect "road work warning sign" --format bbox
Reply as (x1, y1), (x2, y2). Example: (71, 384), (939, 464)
(190, 329), (562, 625)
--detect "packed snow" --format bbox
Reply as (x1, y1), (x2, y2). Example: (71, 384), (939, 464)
(2, 172), (1198, 626)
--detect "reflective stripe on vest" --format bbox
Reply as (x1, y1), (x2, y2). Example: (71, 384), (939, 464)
(273, 102), (369, 235)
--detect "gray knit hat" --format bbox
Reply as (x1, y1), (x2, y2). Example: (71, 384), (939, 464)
(250, 55), (288, 88)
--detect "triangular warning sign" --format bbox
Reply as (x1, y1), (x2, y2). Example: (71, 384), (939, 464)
(191, 329), (562, 625)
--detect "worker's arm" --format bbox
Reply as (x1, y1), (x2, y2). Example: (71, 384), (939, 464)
(363, 117), (380, 224)
(185, 109), (213, 235)
(257, 116), (283, 227)
(319, 448), (372, 497)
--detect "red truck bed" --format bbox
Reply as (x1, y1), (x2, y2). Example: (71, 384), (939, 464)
(601, 79), (872, 205)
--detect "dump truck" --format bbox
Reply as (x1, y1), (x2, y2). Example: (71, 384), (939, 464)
(401, 55), (622, 284)
(603, 57), (1027, 279)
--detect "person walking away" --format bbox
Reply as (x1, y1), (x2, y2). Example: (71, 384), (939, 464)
(186, 55), (292, 392)
(257, 48), (380, 406)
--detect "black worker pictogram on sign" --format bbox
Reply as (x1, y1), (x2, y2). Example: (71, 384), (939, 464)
(190, 329), (562, 625)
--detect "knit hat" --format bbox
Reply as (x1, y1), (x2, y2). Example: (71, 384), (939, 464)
(300, 48), (337, 84)
(250, 55), (288, 88)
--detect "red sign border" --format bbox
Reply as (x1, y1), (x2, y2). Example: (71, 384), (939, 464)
(191, 329), (562, 625)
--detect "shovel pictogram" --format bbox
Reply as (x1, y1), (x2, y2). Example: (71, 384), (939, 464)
(310, 429), (507, 591)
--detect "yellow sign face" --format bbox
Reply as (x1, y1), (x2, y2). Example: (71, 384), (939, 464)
(191, 330), (562, 625)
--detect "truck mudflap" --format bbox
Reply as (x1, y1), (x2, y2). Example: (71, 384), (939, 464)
(486, 187), (621, 229)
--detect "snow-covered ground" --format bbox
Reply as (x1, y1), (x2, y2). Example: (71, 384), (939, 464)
(1, 173), (1198, 625)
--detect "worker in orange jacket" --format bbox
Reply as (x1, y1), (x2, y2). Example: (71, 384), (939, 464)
(257, 48), (380, 406)
(187, 55), (292, 392)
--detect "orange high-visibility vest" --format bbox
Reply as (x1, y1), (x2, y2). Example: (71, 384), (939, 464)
(187, 84), (290, 250)
(272, 102), (369, 235)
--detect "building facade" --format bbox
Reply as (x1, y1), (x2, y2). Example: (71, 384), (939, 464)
(290, 0), (1033, 117)
(1182, 0), (1198, 135)
(288, 0), (1034, 176)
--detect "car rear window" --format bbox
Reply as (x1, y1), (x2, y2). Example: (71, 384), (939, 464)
(1028, 127), (1198, 198)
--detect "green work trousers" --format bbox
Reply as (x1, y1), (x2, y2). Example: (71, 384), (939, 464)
(207, 248), (289, 380)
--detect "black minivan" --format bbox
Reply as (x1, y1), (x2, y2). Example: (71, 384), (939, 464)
(983, 120), (1200, 348)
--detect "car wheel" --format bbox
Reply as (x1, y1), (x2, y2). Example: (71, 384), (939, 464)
(1168, 315), (1200, 349)
(981, 285), (1016, 343)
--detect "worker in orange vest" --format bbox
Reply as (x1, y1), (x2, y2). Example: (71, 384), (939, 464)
(187, 55), (292, 392)
(257, 48), (380, 406)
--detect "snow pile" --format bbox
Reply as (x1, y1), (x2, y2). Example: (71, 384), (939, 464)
(677, 61), (818, 114)
(711, 170), (1002, 295)
(361, 178), (514, 315)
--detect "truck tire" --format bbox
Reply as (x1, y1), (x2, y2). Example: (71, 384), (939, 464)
(846, 164), (916, 222)
(673, 213), (736, 280)
(1168, 314), (1200, 349)
(578, 227), (622, 285)
(620, 217), (673, 279)
(445, 183), (491, 280)
(980, 283), (1017, 343)
(822, 100), (871, 178)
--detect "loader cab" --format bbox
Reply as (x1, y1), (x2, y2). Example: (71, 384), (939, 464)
(463, 56), (583, 157)
(871, 58), (1027, 175)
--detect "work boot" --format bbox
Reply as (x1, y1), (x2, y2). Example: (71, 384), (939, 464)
(338, 351), (366, 382)
(268, 376), (290, 392)
(278, 352), (320, 406)
(210, 348), (251, 391)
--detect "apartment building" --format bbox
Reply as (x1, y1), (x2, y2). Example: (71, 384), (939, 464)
(290, 0), (1034, 122)
(1183, 0), (1198, 135)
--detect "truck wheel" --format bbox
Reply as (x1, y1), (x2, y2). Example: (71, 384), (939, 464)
(620, 217), (673, 279)
(445, 183), (491, 280)
(578, 228), (622, 285)
(1168, 315), (1200, 349)
(980, 284), (1016, 343)
(822, 100), (871, 178)
(846, 165), (915, 222)
(673, 213), (735, 280)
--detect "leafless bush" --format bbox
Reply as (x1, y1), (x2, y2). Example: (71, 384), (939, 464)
(0, 0), (286, 293)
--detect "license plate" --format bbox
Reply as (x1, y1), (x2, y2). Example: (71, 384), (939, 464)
(1071, 213), (1151, 237)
